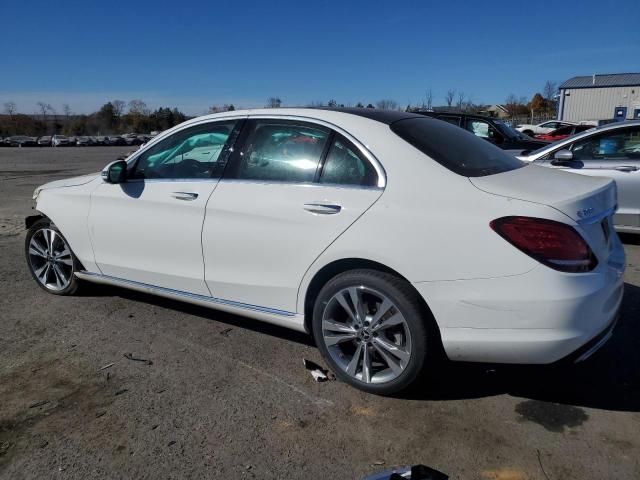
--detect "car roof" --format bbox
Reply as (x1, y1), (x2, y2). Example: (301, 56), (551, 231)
(183, 107), (431, 127)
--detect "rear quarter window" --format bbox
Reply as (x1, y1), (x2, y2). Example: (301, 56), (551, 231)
(390, 117), (525, 177)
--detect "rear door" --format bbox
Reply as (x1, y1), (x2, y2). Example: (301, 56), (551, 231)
(550, 126), (640, 228)
(202, 118), (384, 313)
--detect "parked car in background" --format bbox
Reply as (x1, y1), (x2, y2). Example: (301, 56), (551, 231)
(37, 136), (52, 146)
(52, 135), (70, 147)
(6, 135), (37, 147)
(515, 120), (576, 137)
(414, 110), (549, 154)
(122, 133), (143, 146)
(26, 108), (624, 395)
(105, 135), (126, 146)
(535, 124), (594, 141)
(518, 120), (640, 233)
(76, 136), (93, 146)
(149, 130), (161, 137)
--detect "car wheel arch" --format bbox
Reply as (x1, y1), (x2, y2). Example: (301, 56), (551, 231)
(301, 258), (443, 350)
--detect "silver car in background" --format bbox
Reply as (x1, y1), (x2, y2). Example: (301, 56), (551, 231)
(518, 121), (640, 233)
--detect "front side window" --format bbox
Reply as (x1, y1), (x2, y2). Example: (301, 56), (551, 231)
(466, 119), (504, 144)
(131, 121), (237, 179)
(438, 115), (461, 127)
(319, 135), (377, 187)
(570, 127), (640, 160)
(235, 121), (329, 183)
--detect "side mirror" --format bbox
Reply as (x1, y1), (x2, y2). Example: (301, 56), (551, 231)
(550, 149), (573, 165)
(101, 160), (128, 183)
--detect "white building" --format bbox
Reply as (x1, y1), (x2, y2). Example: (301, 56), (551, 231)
(558, 73), (640, 122)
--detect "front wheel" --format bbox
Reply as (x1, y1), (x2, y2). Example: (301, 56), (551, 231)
(312, 269), (433, 395)
(25, 218), (81, 295)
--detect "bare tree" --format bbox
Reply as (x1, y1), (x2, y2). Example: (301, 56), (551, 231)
(424, 89), (433, 110)
(112, 100), (126, 117)
(445, 89), (456, 107)
(208, 105), (222, 113)
(456, 91), (465, 110)
(3, 101), (17, 118)
(327, 99), (337, 108)
(266, 97), (282, 108)
(63, 103), (72, 118)
(36, 101), (53, 121)
(128, 99), (150, 116)
(376, 99), (398, 110)
(543, 81), (557, 101)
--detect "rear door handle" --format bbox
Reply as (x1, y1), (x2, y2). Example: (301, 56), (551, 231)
(171, 191), (199, 201)
(614, 165), (638, 172)
(303, 203), (342, 215)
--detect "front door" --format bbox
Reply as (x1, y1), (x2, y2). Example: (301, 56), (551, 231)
(88, 119), (242, 295)
(558, 126), (640, 228)
(202, 119), (383, 313)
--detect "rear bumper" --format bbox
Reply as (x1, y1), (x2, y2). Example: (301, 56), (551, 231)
(414, 261), (625, 364)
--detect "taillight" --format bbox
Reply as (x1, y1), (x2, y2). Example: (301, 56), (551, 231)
(490, 216), (598, 273)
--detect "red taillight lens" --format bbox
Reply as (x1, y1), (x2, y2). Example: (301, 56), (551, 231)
(490, 216), (598, 273)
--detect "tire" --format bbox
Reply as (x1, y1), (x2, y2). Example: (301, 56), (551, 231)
(25, 218), (82, 295)
(312, 269), (434, 395)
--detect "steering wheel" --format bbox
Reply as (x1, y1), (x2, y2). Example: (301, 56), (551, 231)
(175, 158), (204, 177)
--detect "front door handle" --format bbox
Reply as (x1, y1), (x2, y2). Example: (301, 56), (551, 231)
(614, 165), (638, 172)
(171, 191), (199, 201)
(303, 203), (342, 215)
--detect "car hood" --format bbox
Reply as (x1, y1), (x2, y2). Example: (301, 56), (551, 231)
(469, 164), (616, 222)
(33, 173), (99, 198)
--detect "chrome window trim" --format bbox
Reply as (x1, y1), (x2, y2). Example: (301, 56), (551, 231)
(218, 178), (382, 191)
(75, 271), (296, 317)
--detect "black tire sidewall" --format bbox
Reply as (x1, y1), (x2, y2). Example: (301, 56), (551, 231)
(25, 218), (79, 296)
(312, 269), (429, 395)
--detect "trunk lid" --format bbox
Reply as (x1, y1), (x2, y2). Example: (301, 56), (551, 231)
(470, 164), (621, 268)
(469, 164), (616, 222)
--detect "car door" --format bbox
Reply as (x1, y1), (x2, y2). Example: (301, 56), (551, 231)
(202, 118), (384, 313)
(88, 118), (243, 295)
(548, 126), (640, 228)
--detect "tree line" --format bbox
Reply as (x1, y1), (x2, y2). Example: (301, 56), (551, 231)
(0, 100), (187, 137)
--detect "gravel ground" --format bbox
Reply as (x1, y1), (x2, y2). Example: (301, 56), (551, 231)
(1, 147), (639, 480)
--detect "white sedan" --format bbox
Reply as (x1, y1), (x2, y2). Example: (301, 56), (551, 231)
(515, 120), (576, 137)
(26, 108), (624, 394)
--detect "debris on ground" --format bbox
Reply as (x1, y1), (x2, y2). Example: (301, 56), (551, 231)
(167, 441), (176, 447)
(28, 400), (49, 408)
(372, 460), (385, 466)
(114, 389), (128, 396)
(39, 440), (48, 449)
(303, 359), (333, 382)
(95, 411), (107, 418)
(123, 353), (153, 365)
(99, 362), (115, 371)
(220, 328), (233, 336)
(364, 464), (448, 480)
(0, 442), (11, 456)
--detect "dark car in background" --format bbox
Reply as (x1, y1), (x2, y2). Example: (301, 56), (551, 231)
(412, 110), (549, 154)
(37, 136), (52, 146)
(5, 135), (37, 147)
(104, 135), (126, 146)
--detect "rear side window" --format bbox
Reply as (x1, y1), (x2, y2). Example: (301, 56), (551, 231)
(319, 135), (378, 187)
(390, 117), (525, 177)
(235, 121), (329, 183)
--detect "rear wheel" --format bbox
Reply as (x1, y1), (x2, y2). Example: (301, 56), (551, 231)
(312, 269), (432, 395)
(25, 218), (81, 295)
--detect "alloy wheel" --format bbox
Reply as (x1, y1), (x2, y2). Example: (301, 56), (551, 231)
(28, 228), (74, 292)
(321, 286), (412, 384)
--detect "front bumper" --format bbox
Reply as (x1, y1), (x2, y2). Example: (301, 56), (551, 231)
(414, 262), (625, 364)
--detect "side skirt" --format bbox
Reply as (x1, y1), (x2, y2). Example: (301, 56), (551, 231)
(74, 271), (307, 332)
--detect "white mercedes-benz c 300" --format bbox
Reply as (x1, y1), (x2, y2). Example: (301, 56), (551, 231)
(26, 108), (625, 394)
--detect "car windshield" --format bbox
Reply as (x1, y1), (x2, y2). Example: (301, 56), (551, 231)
(494, 120), (525, 139)
(391, 117), (526, 177)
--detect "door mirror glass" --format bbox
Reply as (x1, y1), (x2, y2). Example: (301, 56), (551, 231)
(553, 149), (573, 161)
(101, 160), (128, 183)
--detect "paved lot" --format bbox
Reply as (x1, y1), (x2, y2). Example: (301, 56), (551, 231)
(0, 147), (639, 479)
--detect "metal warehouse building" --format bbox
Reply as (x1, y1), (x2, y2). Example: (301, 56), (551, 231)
(558, 73), (640, 122)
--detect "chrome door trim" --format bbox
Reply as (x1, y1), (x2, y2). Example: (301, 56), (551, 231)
(74, 271), (297, 317)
